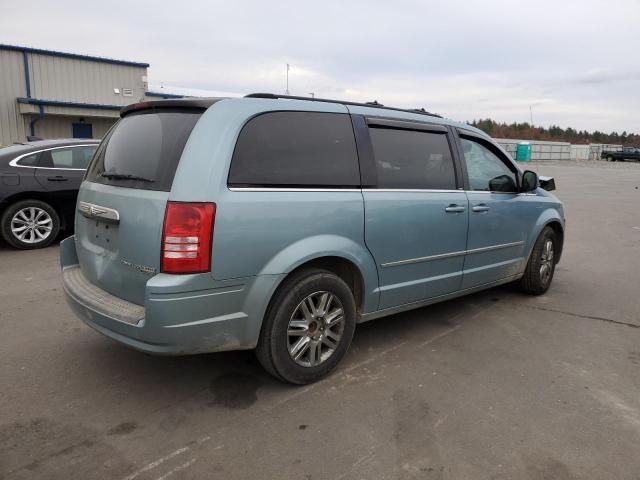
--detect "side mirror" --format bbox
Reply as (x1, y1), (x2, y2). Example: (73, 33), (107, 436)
(521, 170), (538, 192)
(488, 174), (517, 192)
(538, 175), (556, 192)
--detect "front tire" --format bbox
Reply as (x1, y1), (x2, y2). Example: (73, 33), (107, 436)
(0, 200), (60, 249)
(256, 269), (356, 384)
(519, 226), (558, 295)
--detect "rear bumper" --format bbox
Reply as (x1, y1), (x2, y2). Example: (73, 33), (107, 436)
(60, 236), (284, 355)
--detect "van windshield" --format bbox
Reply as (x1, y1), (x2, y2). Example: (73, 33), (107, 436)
(86, 110), (202, 191)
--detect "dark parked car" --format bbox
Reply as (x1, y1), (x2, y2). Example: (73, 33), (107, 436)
(0, 139), (99, 249)
(601, 147), (640, 162)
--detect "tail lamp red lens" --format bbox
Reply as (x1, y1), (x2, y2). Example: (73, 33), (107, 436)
(161, 202), (215, 274)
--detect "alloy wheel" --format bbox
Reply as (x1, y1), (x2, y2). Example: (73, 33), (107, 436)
(10, 207), (53, 244)
(287, 291), (345, 367)
(539, 239), (554, 284)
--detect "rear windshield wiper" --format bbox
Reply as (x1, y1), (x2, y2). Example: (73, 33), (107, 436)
(100, 172), (155, 183)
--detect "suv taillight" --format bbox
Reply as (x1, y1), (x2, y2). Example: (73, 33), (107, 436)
(161, 202), (215, 274)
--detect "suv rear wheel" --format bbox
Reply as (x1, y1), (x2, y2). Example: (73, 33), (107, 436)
(256, 269), (356, 384)
(1, 200), (60, 249)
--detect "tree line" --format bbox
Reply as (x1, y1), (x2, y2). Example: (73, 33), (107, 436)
(469, 118), (639, 146)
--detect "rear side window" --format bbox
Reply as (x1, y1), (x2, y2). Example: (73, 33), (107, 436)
(16, 153), (39, 166)
(369, 127), (456, 189)
(86, 110), (201, 191)
(228, 112), (360, 187)
(40, 146), (97, 169)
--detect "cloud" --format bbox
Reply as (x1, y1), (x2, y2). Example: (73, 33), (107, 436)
(570, 68), (640, 85)
(1, 0), (639, 132)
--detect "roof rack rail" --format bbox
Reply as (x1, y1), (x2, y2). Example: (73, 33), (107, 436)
(244, 93), (442, 118)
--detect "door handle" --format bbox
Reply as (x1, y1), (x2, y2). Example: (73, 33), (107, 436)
(47, 176), (68, 182)
(472, 204), (490, 213)
(445, 204), (466, 213)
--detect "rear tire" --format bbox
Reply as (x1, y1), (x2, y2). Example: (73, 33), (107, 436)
(519, 226), (557, 295)
(0, 200), (60, 249)
(256, 269), (356, 384)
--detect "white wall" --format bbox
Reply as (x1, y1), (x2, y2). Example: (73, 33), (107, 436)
(570, 145), (590, 160)
(494, 139), (572, 161)
(27, 53), (147, 105)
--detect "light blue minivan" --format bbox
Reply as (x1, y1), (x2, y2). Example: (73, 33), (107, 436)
(60, 94), (565, 384)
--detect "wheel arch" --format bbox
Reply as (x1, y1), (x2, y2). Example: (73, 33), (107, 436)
(526, 210), (565, 265)
(0, 191), (69, 230)
(257, 235), (380, 316)
(545, 220), (564, 263)
(280, 256), (366, 314)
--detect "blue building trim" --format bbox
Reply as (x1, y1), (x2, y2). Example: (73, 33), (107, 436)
(1, 43), (149, 68)
(17, 97), (123, 111)
(22, 51), (31, 98)
(145, 91), (185, 99)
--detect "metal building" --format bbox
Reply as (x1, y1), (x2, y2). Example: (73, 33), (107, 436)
(0, 44), (150, 146)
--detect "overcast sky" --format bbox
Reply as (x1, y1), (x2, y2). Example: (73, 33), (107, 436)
(2, 0), (639, 132)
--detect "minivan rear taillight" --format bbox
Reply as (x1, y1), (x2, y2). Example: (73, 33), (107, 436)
(161, 202), (215, 274)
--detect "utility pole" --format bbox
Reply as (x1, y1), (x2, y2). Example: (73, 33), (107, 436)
(529, 105), (534, 126)
(285, 64), (290, 95)
(529, 105), (535, 143)
(309, 92), (314, 99)
(530, 105), (538, 167)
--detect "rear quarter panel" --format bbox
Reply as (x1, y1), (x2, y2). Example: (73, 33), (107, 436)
(0, 167), (42, 206)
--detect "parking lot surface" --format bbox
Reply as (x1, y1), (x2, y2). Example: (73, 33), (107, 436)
(1, 160), (640, 480)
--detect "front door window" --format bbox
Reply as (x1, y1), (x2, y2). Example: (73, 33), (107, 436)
(461, 138), (517, 192)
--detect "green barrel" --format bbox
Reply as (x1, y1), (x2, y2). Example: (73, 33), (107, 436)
(516, 142), (532, 162)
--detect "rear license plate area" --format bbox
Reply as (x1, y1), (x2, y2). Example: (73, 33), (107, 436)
(89, 219), (117, 250)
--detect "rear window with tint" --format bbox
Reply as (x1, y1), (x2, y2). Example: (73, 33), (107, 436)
(369, 127), (456, 190)
(228, 111), (360, 187)
(86, 110), (201, 191)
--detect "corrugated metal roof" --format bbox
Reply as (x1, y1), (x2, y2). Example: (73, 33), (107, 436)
(0, 44), (149, 68)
